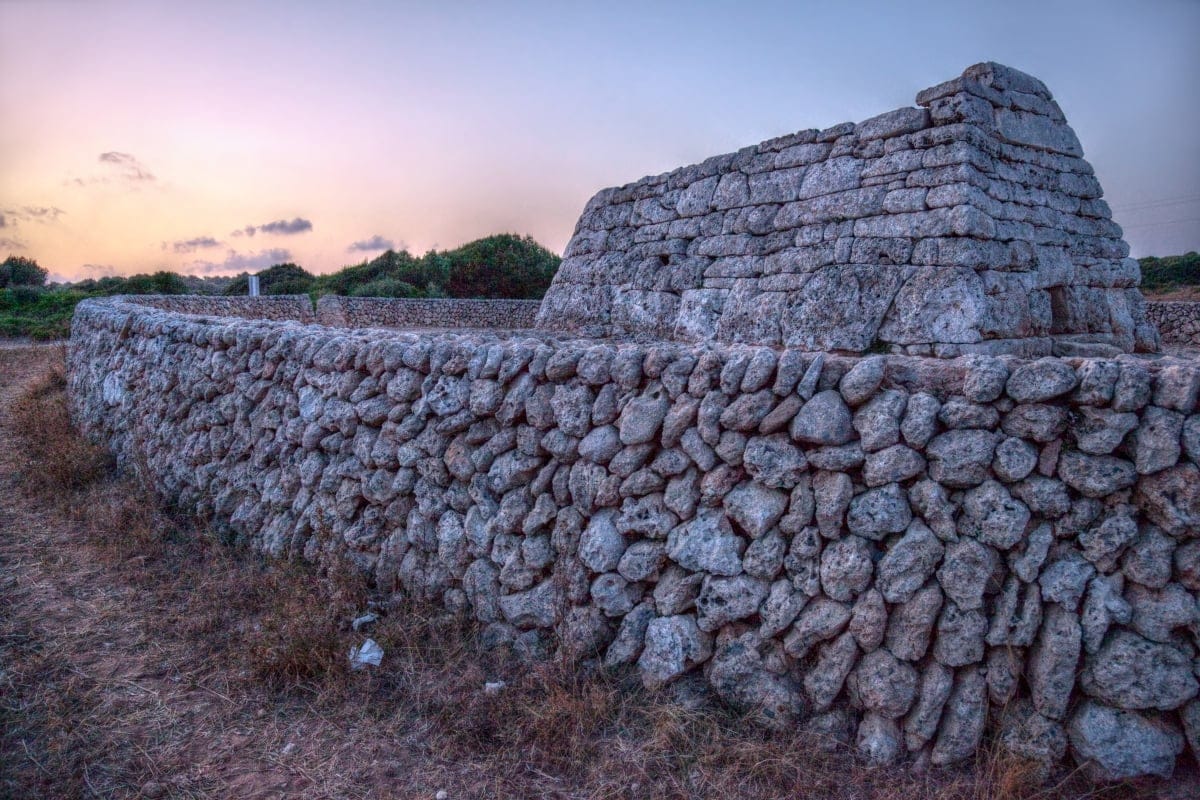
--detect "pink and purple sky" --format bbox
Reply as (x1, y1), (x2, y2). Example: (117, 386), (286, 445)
(2, 0), (1198, 282)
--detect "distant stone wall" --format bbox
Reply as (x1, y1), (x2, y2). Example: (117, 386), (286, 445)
(538, 62), (1158, 357)
(69, 296), (1200, 781)
(1147, 301), (1200, 347)
(315, 296), (541, 330)
(117, 294), (315, 322)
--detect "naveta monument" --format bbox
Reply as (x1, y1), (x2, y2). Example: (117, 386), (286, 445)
(539, 62), (1159, 357)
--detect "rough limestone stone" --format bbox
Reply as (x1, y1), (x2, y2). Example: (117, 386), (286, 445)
(1006, 358), (1078, 403)
(903, 661), (954, 751)
(696, 575), (769, 631)
(1133, 407), (1184, 475)
(886, 582), (944, 661)
(724, 481), (788, 537)
(638, 615), (713, 690)
(1029, 604), (1082, 720)
(993, 436), (1038, 482)
(666, 511), (744, 576)
(1135, 464), (1200, 535)
(848, 649), (919, 718)
(930, 666), (986, 766)
(847, 483), (912, 539)
(1058, 450), (1137, 498)
(877, 521), (945, 604)
(848, 588), (888, 652)
(839, 356), (887, 406)
(1080, 630), (1199, 711)
(579, 510), (627, 573)
(790, 390), (855, 446)
(819, 536), (875, 601)
(959, 479), (1030, 550)
(1067, 701), (1184, 782)
(784, 598), (852, 659)
(999, 699), (1068, 770)
(937, 539), (998, 610)
(743, 434), (808, 488)
(926, 429), (998, 488)
(856, 713), (902, 765)
(804, 631), (860, 711)
(853, 389), (907, 452)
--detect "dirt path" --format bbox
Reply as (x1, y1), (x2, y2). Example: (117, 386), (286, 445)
(0, 347), (404, 799)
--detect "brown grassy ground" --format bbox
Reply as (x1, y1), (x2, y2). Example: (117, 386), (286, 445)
(0, 345), (1195, 799)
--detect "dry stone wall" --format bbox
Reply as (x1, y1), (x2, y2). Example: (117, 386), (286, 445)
(537, 62), (1158, 358)
(122, 294), (316, 322)
(69, 295), (1200, 781)
(316, 296), (541, 330)
(1147, 301), (1200, 347)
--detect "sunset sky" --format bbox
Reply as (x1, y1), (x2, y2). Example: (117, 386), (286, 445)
(2, 0), (1198, 282)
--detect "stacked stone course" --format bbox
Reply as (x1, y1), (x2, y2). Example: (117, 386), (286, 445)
(1147, 301), (1200, 347)
(537, 62), (1158, 357)
(70, 295), (1199, 781)
(316, 296), (541, 330)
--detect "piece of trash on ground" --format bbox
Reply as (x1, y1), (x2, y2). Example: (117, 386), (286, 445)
(349, 638), (384, 669)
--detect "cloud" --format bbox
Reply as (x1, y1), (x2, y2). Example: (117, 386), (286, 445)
(232, 217), (313, 237)
(98, 151), (156, 182)
(2, 206), (66, 225)
(80, 263), (120, 277)
(165, 236), (222, 254)
(186, 248), (293, 275)
(0, 236), (26, 251)
(348, 234), (398, 253)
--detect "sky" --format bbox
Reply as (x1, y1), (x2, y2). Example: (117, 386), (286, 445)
(1, 0), (1197, 282)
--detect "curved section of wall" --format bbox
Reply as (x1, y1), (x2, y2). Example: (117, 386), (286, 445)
(1147, 301), (1200, 347)
(68, 296), (1200, 780)
(315, 296), (541, 329)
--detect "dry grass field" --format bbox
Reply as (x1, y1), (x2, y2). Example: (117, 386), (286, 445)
(0, 344), (1194, 799)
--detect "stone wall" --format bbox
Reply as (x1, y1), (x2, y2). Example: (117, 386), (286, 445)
(315, 296), (542, 330)
(68, 295), (1199, 780)
(1147, 301), (1200, 347)
(118, 294), (316, 322)
(537, 62), (1158, 357)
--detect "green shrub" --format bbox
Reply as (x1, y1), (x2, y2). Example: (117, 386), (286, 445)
(1140, 252), (1200, 291)
(0, 255), (48, 287)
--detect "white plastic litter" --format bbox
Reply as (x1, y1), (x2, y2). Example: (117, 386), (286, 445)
(483, 681), (506, 695)
(351, 612), (380, 632)
(349, 638), (384, 670)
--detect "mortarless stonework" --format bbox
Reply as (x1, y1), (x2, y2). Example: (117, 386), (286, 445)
(69, 294), (1199, 781)
(1146, 301), (1200, 348)
(537, 62), (1159, 358)
(316, 296), (541, 329)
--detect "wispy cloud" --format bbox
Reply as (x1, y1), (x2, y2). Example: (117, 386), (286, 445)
(186, 248), (293, 275)
(232, 217), (313, 237)
(0, 236), (26, 251)
(348, 234), (397, 252)
(2, 206), (67, 225)
(98, 151), (156, 182)
(164, 236), (222, 254)
(65, 152), (157, 188)
(79, 263), (120, 277)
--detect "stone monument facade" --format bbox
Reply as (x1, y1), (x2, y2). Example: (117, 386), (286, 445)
(537, 62), (1159, 357)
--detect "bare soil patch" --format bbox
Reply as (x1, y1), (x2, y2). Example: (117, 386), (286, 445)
(0, 346), (1193, 799)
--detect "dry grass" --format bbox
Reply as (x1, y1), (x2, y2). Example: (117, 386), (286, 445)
(0, 347), (1193, 799)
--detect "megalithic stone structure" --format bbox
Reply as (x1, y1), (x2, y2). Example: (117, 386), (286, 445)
(537, 62), (1159, 358)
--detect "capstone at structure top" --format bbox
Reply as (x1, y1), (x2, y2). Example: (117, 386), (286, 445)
(536, 62), (1159, 357)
